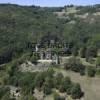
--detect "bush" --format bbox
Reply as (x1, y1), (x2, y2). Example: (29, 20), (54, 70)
(43, 82), (52, 95)
(72, 46), (79, 56)
(0, 86), (10, 99)
(96, 69), (100, 76)
(80, 69), (85, 76)
(87, 58), (95, 64)
(54, 73), (64, 89)
(71, 83), (83, 99)
(64, 57), (86, 75)
(43, 76), (55, 95)
(96, 57), (100, 67)
(1, 92), (11, 100)
(86, 46), (97, 60)
(80, 47), (86, 58)
(30, 52), (39, 64)
(34, 72), (45, 88)
(87, 66), (96, 77)
(59, 77), (72, 93)
(53, 92), (65, 100)
(46, 68), (55, 78)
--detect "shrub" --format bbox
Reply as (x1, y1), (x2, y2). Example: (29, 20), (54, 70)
(43, 82), (52, 95)
(64, 57), (86, 75)
(86, 46), (97, 60)
(80, 47), (86, 58)
(71, 83), (83, 99)
(0, 86), (10, 99)
(96, 56), (100, 67)
(54, 73), (64, 89)
(72, 46), (79, 56)
(34, 72), (45, 88)
(46, 68), (55, 78)
(59, 77), (72, 93)
(30, 52), (39, 64)
(43, 77), (54, 95)
(96, 69), (100, 76)
(1, 92), (11, 100)
(87, 66), (96, 77)
(53, 92), (65, 100)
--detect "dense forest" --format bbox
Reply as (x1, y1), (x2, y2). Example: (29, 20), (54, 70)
(0, 4), (100, 64)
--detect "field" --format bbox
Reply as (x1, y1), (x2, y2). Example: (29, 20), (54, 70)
(55, 68), (100, 100)
(18, 57), (100, 100)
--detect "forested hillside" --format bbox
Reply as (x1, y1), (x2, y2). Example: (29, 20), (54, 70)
(0, 4), (100, 100)
(0, 4), (100, 64)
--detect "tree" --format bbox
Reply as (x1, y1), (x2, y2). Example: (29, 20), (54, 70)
(46, 68), (55, 78)
(86, 46), (97, 61)
(79, 65), (86, 76)
(34, 72), (45, 89)
(87, 66), (96, 77)
(80, 47), (86, 58)
(54, 73), (64, 89)
(1, 92), (11, 100)
(72, 46), (79, 56)
(43, 77), (52, 95)
(30, 52), (39, 64)
(71, 83), (83, 99)
(0, 86), (10, 99)
(59, 77), (71, 93)
(43, 82), (52, 95)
